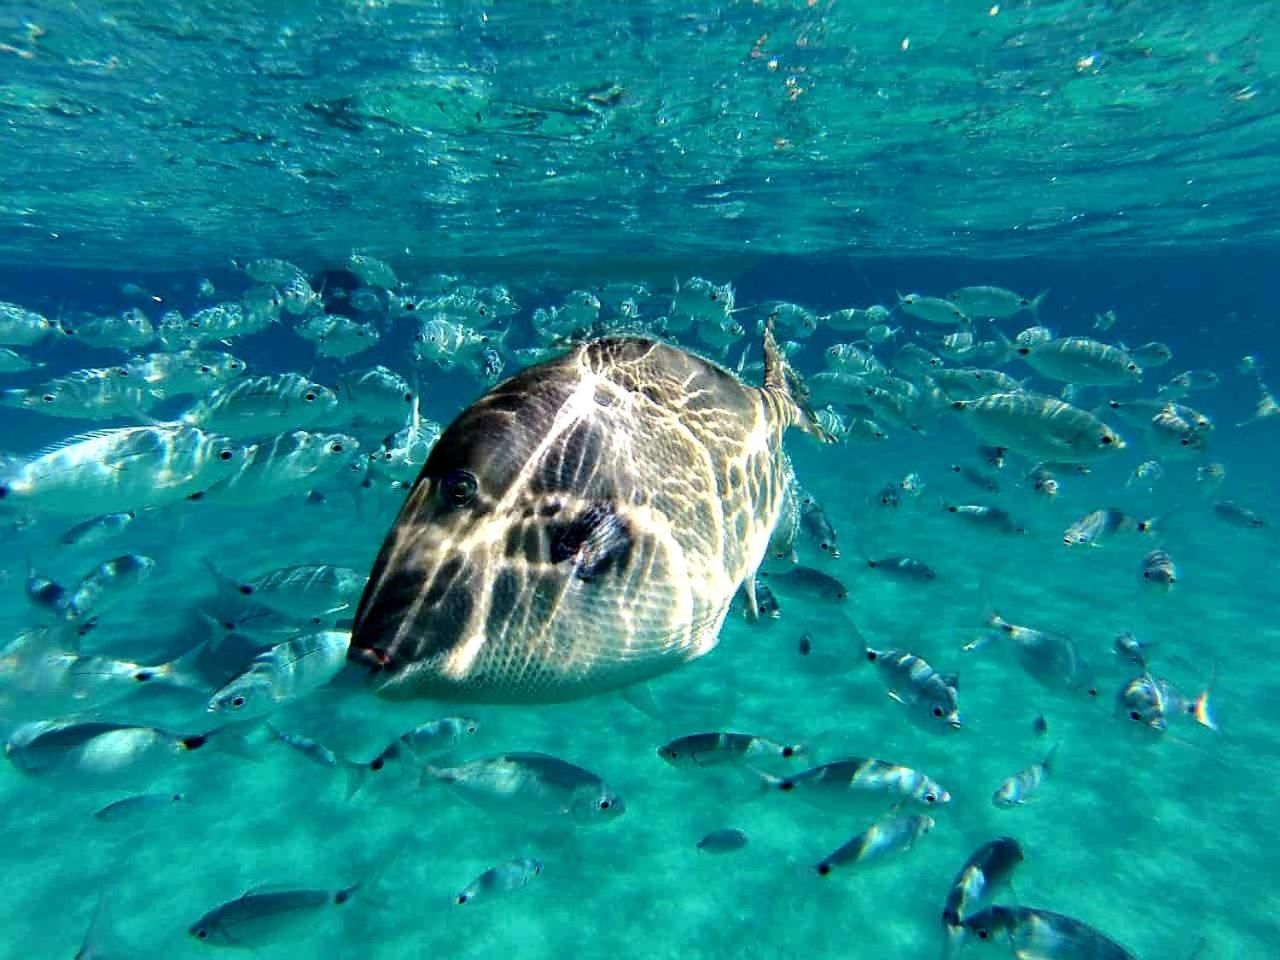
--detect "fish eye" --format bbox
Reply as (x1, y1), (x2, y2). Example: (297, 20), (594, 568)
(231, 696), (246, 708)
(781, 746), (795, 758)
(1101, 434), (1114, 445)
(478, 306), (487, 316)
(976, 929), (990, 941)
(195, 929), (209, 940)
(41, 393), (56, 403)
(404, 392), (413, 402)
(218, 449), (233, 461)
(1129, 710), (1142, 721)
(932, 706), (944, 718)
(598, 799), (611, 810)
(441, 469), (479, 506)
(304, 392), (317, 402)
(924, 792), (937, 804)
(330, 442), (344, 452)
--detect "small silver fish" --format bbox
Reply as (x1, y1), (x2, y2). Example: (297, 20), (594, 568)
(454, 858), (543, 905)
(863, 555), (937, 583)
(898, 293), (968, 326)
(762, 757), (950, 810)
(992, 742), (1058, 808)
(961, 906), (1136, 959)
(1017, 337), (1141, 386)
(969, 612), (1095, 697)
(5, 720), (220, 788)
(1062, 509), (1152, 547)
(697, 828), (749, 854)
(1113, 631), (1154, 669)
(941, 837), (1025, 955)
(58, 512), (137, 548)
(1212, 500), (1267, 528)
(865, 646), (962, 731)
(1140, 548), (1177, 588)
(1125, 459), (1164, 489)
(365, 716), (481, 774)
(346, 253), (399, 290)
(228, 563), (367, 620)
(207, 630), (350, 717)
(93, 791), (187, 823)
(949, 286), (1045, 320)
(822, 305), (891, 332)
(422, 752), (625, 825)
(189, 880), (362, 948)
(200, 431), (357, 506)
(0, 301), (55, 346)
(815, 814), (934, 876)
(657, 732), (804, 769)
(798, 490), (840, 559)
(63, 554), (156, 622)
(950, 464), (1000, 493)
(943, 503), (1025, 536)
(1117, 673), (1215, 736)
(759, 565), (849, 603)
(184, 373), (339, 439)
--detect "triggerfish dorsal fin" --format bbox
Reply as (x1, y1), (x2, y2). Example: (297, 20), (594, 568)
(761, 320), (833, 443)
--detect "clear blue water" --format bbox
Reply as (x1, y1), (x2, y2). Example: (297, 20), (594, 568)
(0, 3), (1277, 958)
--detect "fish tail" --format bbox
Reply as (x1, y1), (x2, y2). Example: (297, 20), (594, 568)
(342, 841), (407, 906)
(1029, 289), (1049, 319)
(342, 760), (369, 802)
(1191, 688), (1218, 732)
(1042, 740), (1062, 774)
(762, 320), (833, 443)
(201, 556), (244, 607)
(150, 640), (209, 691)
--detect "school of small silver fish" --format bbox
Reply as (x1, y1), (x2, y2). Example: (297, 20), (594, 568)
(0, 264), (1263, 958)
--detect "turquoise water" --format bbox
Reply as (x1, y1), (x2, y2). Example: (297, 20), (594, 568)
(1, 3), (1278, 958)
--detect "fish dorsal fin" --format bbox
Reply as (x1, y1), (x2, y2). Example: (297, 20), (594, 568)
(761, 320), (833, 442)
(22, 427), (143, 463)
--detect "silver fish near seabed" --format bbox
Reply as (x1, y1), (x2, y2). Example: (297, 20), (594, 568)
(961, 906), (1136, 959)
(189, 880), (362, 948)
(1140, 548), (1177, 589)
(421, 752), (625, 826)
(992, 742), (1059, 808)
(815, 814), (934, 876)
(226, 564), (367, 620)
(4, 720), (220, 789)
(760, 756), (951, 811)
(864, 646), (962, 731)
(0, 424), (246, 514)
(454, 858), (543, 905)
(93, 791), (188, 823)
(349, 326), (827, 703)
(697, 828), (749, 853)
(364, 716), (481, 774)
(941, 837), (1025, 957)
(657, 731), (805, 768)
(968, 612), (1095, 698)
(207, 630), (350, 717)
